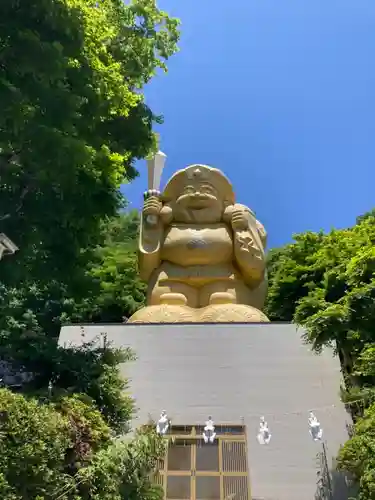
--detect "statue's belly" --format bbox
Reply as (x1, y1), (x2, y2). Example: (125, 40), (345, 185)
(162, 225), (233, 266)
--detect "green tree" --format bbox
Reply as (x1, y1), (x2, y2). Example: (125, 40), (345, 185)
(0, 0), (177, 335)
(83, 210), (146, 323)
(0, 1), (178, 496)
(0, 210), (144, 339)
(0, 388), (165, 500)
(265, 210), (375, 499)
(0, 388), (73, 499)
(0, 331), (134, 433)
(78, 427), (165, 500)
(337, 402), (375, 500)
(265, 212), (375, 377)
(264, 232), (326, 322)
(0, 0), (179, 287)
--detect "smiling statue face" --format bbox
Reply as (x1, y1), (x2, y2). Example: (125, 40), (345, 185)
(173, 181), (224, 223)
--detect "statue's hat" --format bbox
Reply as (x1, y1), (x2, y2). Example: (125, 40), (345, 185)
(162, 164), (235, 204)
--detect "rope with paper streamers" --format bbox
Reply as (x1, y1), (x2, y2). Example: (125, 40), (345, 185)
(243, 393), (375, 424)
(149, 393), (375, 430)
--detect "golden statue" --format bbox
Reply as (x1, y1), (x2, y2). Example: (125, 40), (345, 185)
(127, 164), (269, 323)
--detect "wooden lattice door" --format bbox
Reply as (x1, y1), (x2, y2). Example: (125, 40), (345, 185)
(152, 424), (251, 500)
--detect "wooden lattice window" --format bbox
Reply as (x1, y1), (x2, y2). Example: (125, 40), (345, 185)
(151, 424), (251, 500)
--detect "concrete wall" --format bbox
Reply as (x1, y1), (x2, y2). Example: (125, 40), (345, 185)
(59, 323), (352, 500)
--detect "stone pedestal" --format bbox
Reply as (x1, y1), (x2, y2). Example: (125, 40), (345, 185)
(59, 323), (352, 500)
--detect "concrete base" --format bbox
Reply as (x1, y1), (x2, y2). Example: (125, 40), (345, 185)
(59, 323), (352, 500)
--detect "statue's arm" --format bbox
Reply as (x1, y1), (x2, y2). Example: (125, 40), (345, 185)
(225, 204), (267, 287)
(138, 197), (172, 281)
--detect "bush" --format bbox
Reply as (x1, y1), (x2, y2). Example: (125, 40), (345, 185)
(0, 388), (166, 500)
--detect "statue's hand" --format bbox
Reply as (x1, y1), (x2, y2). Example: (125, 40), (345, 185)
(231, 206), (250, 231)
(143, 190), (163, 225)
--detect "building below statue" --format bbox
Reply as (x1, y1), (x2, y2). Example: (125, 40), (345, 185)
(59, 322), (353, 500)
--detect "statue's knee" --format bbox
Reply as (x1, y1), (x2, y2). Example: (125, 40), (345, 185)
(159, 293), (188, 306)
(209, 292), (236, 305)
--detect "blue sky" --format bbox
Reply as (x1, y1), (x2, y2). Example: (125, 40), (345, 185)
(123, 0), (375, 249)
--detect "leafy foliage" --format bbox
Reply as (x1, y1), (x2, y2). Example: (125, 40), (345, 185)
(0, 0), (178, 497)
(0, 211), (145, 339)
(0, 0), (179, 287)
(83, 210), (146, 323)
(337, 402), (375, 500)
(0, 330), (135, 433)
(78, 427), (166, 500)
(265, 213), (375, 360)
(265, 209), (375, 498)
(0, 389), (73, 500)
(0, 388), (165, 500)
